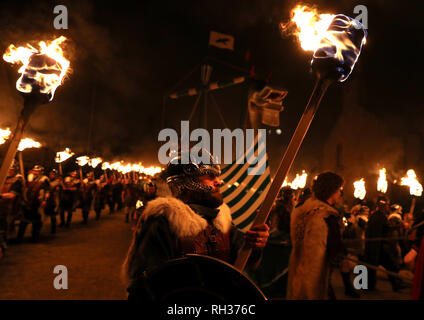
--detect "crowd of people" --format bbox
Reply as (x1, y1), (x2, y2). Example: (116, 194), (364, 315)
(253, 173), (424, 299)
(0, 160), (159, 259)
(1, 152), (423, 300)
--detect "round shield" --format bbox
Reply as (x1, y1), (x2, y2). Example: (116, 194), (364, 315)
(129, 254), (266, 302)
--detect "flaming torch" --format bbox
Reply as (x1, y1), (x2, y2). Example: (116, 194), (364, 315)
(353, 178), (366, 201)
(0, 36), (70, 191)
(76, 156), (90, 181)
(377, 168), (388, 194)
(101, 162), (110, 181)
(400, 169), (423, 216)
(55, 148), (74, 176)
(290, 170), (308, 190)
(0, 128), (11, 145)
(17, 138), (42, 177)
(235, 5), (367, 271)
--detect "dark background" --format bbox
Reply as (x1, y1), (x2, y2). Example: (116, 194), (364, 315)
(0, 0), (422, 204)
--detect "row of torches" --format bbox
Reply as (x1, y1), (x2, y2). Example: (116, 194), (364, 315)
(55, 148), (163, 178)
(279, 168), (423, 200)
(0, 130), (162, 178)
(354, 168), (423, 200)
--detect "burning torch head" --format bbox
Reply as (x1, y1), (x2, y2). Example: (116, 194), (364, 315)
(19, 53), (61, 103)
(311, 15), (367, 81)
(3, 36), (70, 105)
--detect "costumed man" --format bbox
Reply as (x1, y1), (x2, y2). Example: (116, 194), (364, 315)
(124, 178), (140, 223)
(0, 160), (24, 257)
(122, 153), (269, 300)
(93, 175), (107, 220)
(59, 171), (79, 228)
(81, 172), (97, 224)
(44, 169), (63, 234)
(248, 186), (296, 299)
(103, 177), (115, 214)
(287, 172), (346, 300)
(17, 165), (49, 242)
(112, 177), (124, 213)
(364, 196), (404, 292)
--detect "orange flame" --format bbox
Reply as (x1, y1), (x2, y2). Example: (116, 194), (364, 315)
(0, 128), (11, 144)
(281, 5), (335, 52)
(89, 157), (103, 169)
(55, 148), (74, 163)
(353, 178), (366, 200)
(101, 162), (111, 170)
(76, 156), (90, 167)
(3, 36), (70, 100)
(281, 5), (366, 63)
(281, 170), (308, 189)
(18, 138), (41, 151)
(400, 169), (423, 197)
(377, 168), (388, 193)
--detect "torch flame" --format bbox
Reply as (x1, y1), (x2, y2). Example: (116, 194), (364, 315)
(281, 5), (335, 52)
(377, 168), (388, 193)
(89, 157), (103, 169)
(55, 148), (74, 163)
(3, 36), (70, 101)
(76, 156), (90, 167)
(400, 169), (423, 197)
(142, 166), (162, 176)
(353, 178), (366, 200)
(0, 128), (11, 144)
(281, 170), (308, 190)
(18, 138), (41, 151)
(291, 170), (308, 190)
(281, 5), (367, 81)
(136, 200), (144, 209)
(101, 162), (111, 170)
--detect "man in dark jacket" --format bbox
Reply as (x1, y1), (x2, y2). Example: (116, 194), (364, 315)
(365, 197), (403, 291)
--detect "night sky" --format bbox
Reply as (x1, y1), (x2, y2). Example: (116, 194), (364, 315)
(0, 0), (422, 173)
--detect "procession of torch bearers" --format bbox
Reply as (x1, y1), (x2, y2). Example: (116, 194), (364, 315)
(0, 139), (164, 256)
(0, 34), (164, 256)
(0, 1), (422, 301)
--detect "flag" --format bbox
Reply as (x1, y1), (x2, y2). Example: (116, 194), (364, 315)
(209, 31), (234, 51)
(220, 136), (271, 231)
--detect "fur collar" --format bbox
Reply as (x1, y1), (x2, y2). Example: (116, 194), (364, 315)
(296, 197), (339, 218)
(141, 196), (232, 238)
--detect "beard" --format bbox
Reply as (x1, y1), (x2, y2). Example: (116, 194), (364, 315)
(189, 189), (223, 209)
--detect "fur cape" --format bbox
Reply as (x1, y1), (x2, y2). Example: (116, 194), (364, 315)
(140, 196), (233, 238)
(286, 197), (339, 300)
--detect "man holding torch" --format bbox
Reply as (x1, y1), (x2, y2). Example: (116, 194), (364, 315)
(122, 152), (269, 300)
(16, 165), (49, 243)
(0, 161), (24, 257)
